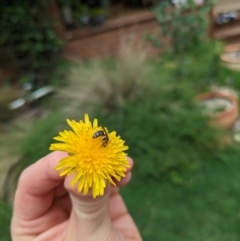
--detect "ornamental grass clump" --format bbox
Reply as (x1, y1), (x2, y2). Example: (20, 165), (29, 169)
(57, 41), (150, 113)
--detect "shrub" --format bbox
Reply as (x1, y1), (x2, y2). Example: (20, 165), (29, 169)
(95, 69), (223, 183)
(0, 0), (62, 86)
(147, 0), (215, 55)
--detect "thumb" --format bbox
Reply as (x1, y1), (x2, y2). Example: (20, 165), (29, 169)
(64, 176), (116, 241)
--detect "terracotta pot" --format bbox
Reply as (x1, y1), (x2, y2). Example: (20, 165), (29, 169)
(196, 91), (239, 129)
(220, 43), (240, 71)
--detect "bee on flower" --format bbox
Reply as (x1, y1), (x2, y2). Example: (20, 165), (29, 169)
(49, 114), (129, 198)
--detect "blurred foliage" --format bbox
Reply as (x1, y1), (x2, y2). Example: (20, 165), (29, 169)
(96, 73), (223, 184)
(0, 201), (11, 241)
(19, 111), (67, 169)
(58, 41), (240, 184)
(2, 40), (240, 240)
(13, 41), (233, 184)
(58, 0), (107, 28)
(160, 41), (240, 90)
(0, 0), (62, 87)
(0, 112), (67, 210)
(121, 146), (240, 241)
(166, 41), (220, 88)
(147, 0), (215, 55)
(57, 42), (150, 113)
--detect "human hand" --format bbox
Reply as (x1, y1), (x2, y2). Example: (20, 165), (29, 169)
(11, 151), (142, 241)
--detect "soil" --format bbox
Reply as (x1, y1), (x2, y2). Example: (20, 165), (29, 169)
(199, 97), (233, 115)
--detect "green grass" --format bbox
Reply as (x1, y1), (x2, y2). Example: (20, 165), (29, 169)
(0, 201), (11, 241)
(19, 111), (66, 169)
(121, 147), (240, 241)
(2, 149), (240, 241)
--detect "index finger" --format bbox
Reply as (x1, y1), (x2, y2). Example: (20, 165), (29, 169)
(13, 151), (67, 220)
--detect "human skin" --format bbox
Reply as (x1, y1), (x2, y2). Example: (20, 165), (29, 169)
(11, 151), (143, 241)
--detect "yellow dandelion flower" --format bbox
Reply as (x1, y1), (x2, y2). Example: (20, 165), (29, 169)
(49, 114), (129, 198)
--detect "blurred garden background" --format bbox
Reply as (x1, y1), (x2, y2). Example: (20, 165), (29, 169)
(2, 0), (240, 240)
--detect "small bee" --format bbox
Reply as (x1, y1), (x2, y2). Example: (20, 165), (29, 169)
(92, 126), (109, 147)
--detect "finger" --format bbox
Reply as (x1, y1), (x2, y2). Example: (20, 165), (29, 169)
(127, 156), (134, 171)
(13, 151), (68, 220)
(54, 182), (68, 198)
(110, 192), (143, 241)
(109, 157), (133, 219)
(64, 175), (115, 240)
(113, 156), (133, 187)
(63, 156), (134, 240)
